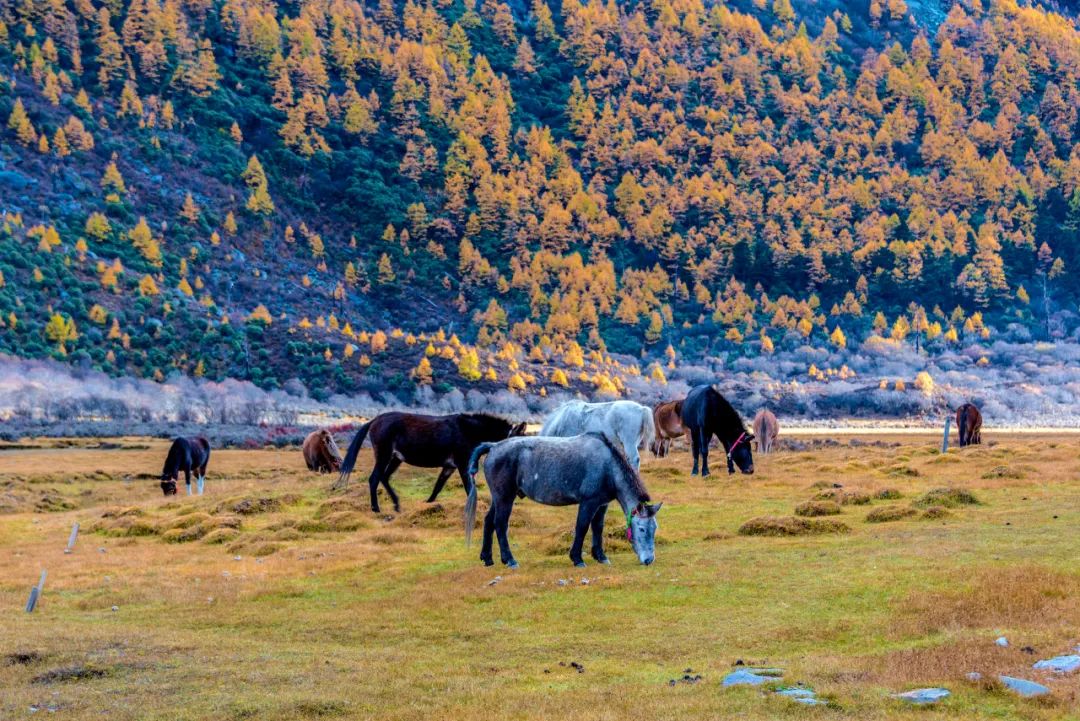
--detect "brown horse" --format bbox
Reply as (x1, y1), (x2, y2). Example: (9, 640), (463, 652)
(956, 403), (982, 447)
(650, 400), (686, 458)
(303, 429), (343, 473)
(337, 412), (527, 512)
(753, 409), (779, 454)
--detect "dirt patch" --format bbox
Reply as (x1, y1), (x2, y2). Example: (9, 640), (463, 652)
(865, 505), (917, 523)
(795, 500), (842, 517)
(914, 488), (979, 508)
(738, 516), (850, 537)
(32, 664), (110, 684)
(6, 650), (43, 666)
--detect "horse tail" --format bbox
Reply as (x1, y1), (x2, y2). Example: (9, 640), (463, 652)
(639, 405), (655, 459)
(465, 442), (495, 546)
(958, 405), (969, 446)
(336, 420), (372, 489)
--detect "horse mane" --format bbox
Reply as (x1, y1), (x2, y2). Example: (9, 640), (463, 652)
(587, 432), (650, 502)
(162, 437), (184, 476)
(709, 385), (749, 433)
(458, 412), (514, 430)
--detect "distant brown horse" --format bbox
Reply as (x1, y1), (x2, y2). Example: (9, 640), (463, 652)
(337, 412), (527, 512)
(753, 409), (779, 454)
(956, 403), (982, 447)
(303, 429), (343, 473)
(650, 400), (686, 458)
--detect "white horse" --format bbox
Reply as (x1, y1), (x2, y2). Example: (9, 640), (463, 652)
(540, 400), (655, 469)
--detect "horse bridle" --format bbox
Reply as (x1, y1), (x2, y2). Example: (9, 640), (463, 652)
(625, 507), (639, 541)
(726, 431), (749, 460)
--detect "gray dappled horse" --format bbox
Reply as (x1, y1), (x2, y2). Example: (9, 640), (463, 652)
(539, 399), (655, 469)
(466, 433), (662, 568)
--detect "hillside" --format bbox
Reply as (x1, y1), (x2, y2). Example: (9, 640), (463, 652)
(1, 0), (1079, 401)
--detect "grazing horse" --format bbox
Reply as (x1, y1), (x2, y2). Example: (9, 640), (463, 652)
(650, 400), (686, 458)
(539, 399), (655, 469)
(160, 436), (211, 496)
(302, 429), (343, 473)
(337, 412), (526, 513)
(753, 409), (779, 454)
(680, 385), (754, 476)
(956, 403), (983, 447)
(466, 433), (662, 568)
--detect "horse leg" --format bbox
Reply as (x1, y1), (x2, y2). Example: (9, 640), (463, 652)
(590, 502), (610, 564)
(480, 502), (497, 567)
(569, 500), (599, 567)
(367, 450), (389, 513)
(381, 455), (403, 513)
(426, 466), (455, 503)
(690, 427), (700, 476)
(700, 428), (711, 477)
(494, 498), (517, 568)
(197, 465), (205, 495)
(184, 468), (193, 495)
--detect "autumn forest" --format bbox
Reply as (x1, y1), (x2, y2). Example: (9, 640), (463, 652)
(1, 0), (1079, 402)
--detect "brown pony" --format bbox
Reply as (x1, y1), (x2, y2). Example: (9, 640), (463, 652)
(337, 412), (527, 513)
(956, 403), (982, 447)
(650, 400), (686, 458)
(752, 409), (779, 454)
(303, 429), (343, 473)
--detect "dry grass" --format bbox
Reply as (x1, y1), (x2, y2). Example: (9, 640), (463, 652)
(865, 505), (918, 523)
(0, 434), (1078, 720)
(738, 515), (850, 536)
(793, 499), (843, 517)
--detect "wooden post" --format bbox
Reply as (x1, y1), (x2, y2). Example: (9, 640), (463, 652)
(64, 522), (79, 554)
(941, 416), (951, 454)
(25, 570), (46, 613)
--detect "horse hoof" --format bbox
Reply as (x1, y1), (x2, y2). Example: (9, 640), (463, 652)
(506, 560), (519, 569)
(573, 561), (586, 568)
(598, 558), (611, 565)
(482, 559), (494, 567)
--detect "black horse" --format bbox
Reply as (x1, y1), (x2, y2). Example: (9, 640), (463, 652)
(466, 433), (662, 568)
(680, 385), (754, 476)
(160, 436), (211, 496)
(337, 412), (526, 513)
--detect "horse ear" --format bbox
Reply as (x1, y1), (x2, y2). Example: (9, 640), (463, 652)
(514, 422), (527, 436)
(646, 502), (662, 517)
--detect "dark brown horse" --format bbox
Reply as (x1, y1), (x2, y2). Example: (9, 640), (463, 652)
(303, 429), (343, 473)
(160, 436), (210, 496)
(650, 400), (686, 458)
(680, 385), (754, 476)
(337, 412), (526, 512)
(956, 403), (982, 447)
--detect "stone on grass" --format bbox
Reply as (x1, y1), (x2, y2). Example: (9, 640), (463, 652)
(995, 637), (1009, 647)
(722, 669), (777, 687)
(894, 688), (950, 704)
(999, 675), (1049, 697)
(1033, 655), (1080, 674)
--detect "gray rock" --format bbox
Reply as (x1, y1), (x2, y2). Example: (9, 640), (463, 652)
(1033, 655), (1080, 674)
(722, 669), (777, 687)
(995, 636), (1009, 647)
(999, 675), (1050, 697)
(894, 688), (950, 704)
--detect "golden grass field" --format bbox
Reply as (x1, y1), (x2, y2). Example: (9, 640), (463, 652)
(1, 434), (1078, 720)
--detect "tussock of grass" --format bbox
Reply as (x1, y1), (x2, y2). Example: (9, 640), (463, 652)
(369, 531), (419, 545)
(865, 505), (917, 523)
(920, 505), (952, 520)
(794, 500), (842, 517)
(403, 503), (456, 529)
(216, 496), (283, 515)
(914, 488), (979, 508)
(981, 465), (1025, 479)
(874, 488), (902, 500)
(314, 496), (368, 518)
(814, 488), (871, 505)
(738, 515), (850, 536)
(202, 528), (240, 544)
(886, 465), (920, 477)
(320, 511), (371, 532)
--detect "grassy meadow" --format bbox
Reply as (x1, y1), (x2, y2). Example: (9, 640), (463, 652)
(0, 434), (1078, 720)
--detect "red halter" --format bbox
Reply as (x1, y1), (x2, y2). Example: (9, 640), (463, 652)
(727, 431), (748, 459)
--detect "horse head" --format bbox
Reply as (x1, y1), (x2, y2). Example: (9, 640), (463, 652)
(727, 431), (755, 474)
(160, 478), (178, 496)
(626, 502), (663, 565)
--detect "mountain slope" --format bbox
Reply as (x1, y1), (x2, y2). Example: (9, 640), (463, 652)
(1, 0), (1079, 399)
